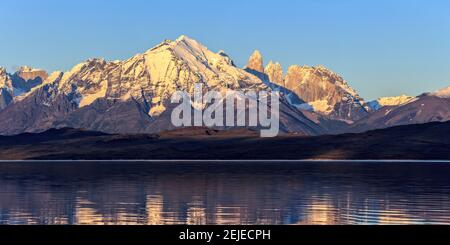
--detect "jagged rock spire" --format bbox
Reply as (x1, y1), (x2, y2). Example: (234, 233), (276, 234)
(0, 67), (13, 110)
(265, 61), (284, 86)
(246, 50), (264, 73)
(0, 67), (11, 87)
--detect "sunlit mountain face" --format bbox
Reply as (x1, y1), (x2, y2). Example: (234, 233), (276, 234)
(1, 162), (450, 225)
(1, 35), (450, 137)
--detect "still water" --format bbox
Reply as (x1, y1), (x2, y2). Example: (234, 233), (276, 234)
(0, 161), (449, 225)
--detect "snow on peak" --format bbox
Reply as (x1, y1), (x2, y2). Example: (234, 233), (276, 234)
(431, 86), (450, 98)
(15, 35), (265, 114)
(302, 100), (333, 114)
(368, 95), (416, 110)
(176, 34), (189, 41)
(17, 66), (46, 73)
(142, 35), (261, 91)
(14, 71), (64, 102)
(378, 95), (415, 105)
(46, 71), (64, 84)
(175, 35), (203, 48)
(13, 66), (48, 85)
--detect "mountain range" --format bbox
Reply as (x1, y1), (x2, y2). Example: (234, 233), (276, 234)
(1, 35), (449, 136)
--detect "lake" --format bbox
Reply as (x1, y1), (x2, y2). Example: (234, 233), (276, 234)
(0, 161), (449, 225)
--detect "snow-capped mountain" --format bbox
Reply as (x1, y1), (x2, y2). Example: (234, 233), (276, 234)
(367, 95), (415, 110)
(0, 36), (325, 136)
(349, 87), (450, 133)
(2, 36), (449, 136)
(0, 66), (48, 109)
(430, 86), (450, 98)
(11, 66), (48, 96)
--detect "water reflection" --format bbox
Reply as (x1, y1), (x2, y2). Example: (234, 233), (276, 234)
(0, 162), (450, 225)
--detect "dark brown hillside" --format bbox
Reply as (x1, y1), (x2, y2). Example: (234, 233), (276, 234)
(1, 121), (450, 160)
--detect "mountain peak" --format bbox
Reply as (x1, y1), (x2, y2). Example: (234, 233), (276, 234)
(16, 66), (46, 73)
(431, 86), (450, 98)
(316, 64), (330, 71)
(284, 64), (368, 121)
(264, 61), (284, 86)
(367, 95), (415, 110)
(13, 66), (48, 83)
(175, 34), (191, 42)
(174, 35), (203, 47)
(0, 67), (13, 109)
(38, 35), (266, 112)
(246, 50), (264, 73)
(252, 49), (262, 56)
(145, 35), (208, 58)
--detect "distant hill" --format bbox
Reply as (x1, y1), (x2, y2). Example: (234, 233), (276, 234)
(350, 94), (450, 133)
(1, 121), (450, 160)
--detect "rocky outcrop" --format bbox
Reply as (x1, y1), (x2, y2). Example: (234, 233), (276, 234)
(0, 67), (8, 82)
(11, 66), (48, 96)
(15, 66), (48, 81)
(0, 66), (48, 110)
(284, 65), (369, 122)
(243, 51), (369, 123)
(264, 61), (284, 86)
(246, 50), (264, 73)
(0, 67), (12, 89)
(0, 67), (14, 109)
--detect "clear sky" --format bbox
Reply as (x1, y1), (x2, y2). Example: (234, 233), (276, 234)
(1, 0), (449, 100)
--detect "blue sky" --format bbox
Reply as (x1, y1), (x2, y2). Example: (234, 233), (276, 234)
(1, 0), (449, 100)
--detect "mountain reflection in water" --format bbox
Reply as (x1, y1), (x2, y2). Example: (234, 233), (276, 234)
(0, 162), (450, 225)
